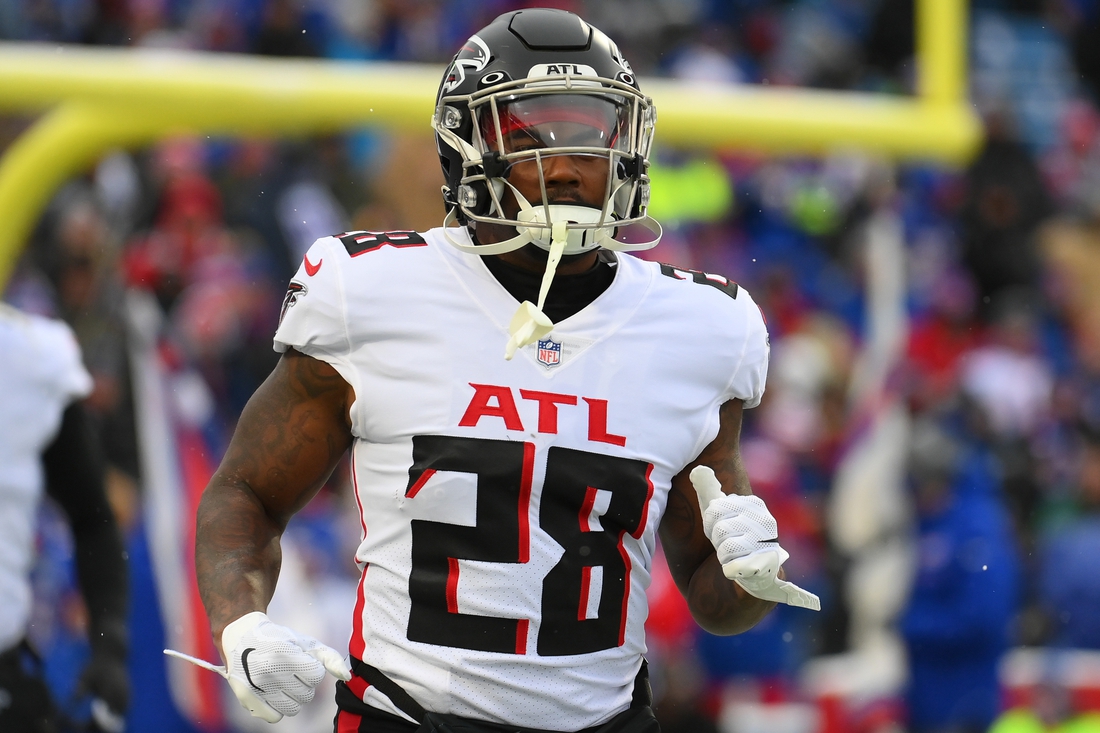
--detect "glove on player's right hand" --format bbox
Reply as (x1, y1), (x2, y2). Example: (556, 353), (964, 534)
(220, 612), (352, 723)
(690, 466), (820, 611)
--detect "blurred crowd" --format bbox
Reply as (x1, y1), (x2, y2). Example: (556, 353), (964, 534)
(5, 1), (1100, 732)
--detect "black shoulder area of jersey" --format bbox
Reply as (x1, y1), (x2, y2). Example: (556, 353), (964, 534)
(659, 263), (739, 300)
(335, 230), (427, 258)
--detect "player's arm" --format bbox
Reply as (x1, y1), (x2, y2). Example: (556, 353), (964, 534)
(658, 398), (778, 635)
(43, 401), (129, 718)
(195, 347), (353, 646)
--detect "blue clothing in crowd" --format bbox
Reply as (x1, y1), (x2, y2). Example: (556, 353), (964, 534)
(901, 451), (1021, 732)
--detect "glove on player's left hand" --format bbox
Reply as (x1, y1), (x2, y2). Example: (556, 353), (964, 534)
(690, 466), (820, 611)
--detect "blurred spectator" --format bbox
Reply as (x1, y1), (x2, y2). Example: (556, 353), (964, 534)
(274, 141), (351, 264)
(121, 136), (284, 418)
(668, 26), (747, 85)
(960, 117), (1053, 312)
(766, 3), (860, 89)
(905, 268), (981, 411)
(958, 290), (1053, 439)
(900, 418), (1021, 733)
(959, 290), (1053, 543)
(44, 189), (141, 484)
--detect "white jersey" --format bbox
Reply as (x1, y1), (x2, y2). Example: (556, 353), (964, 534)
(0, 305), (92, 652)
(273, 227), (768, 729)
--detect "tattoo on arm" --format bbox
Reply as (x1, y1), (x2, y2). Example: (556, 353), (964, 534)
(195, 486), (283, 649)
(658, 399), (777, 634)
(196, 349), (353, 647)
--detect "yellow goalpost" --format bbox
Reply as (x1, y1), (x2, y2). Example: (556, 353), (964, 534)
(0, 0), (979, 288)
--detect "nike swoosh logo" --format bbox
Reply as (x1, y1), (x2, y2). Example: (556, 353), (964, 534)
(240, 648), (264, 692)
(303, 254), (322, 276)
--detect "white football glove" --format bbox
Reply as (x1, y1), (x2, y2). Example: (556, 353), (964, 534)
(690, 466), (820, 611)
(165, 612), (352, 724)
(219, 612), (352, 723)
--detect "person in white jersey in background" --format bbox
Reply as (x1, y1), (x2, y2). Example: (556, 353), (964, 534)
(0, 304), (129, 733)
(191, 8), (819, 733)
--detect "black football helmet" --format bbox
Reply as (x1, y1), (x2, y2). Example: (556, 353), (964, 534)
(433, 8), (661, 256)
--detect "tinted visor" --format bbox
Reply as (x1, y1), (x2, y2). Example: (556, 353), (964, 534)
(480, 94), (631, 155)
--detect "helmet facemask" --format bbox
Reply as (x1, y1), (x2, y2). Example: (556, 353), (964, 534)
(434, 73), (661, 257)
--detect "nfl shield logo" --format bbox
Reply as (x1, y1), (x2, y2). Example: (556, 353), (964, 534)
(537, 337), (562, 367)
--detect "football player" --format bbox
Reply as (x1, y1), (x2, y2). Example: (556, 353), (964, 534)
(0, 304), (129, 733)
(190, 8), (817, 733)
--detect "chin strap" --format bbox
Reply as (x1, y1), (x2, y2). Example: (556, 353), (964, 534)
(442, 206), (537, 254)
(503, 220), (569, 360)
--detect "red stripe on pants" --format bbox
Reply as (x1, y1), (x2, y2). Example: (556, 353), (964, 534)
(336, 709), (362, 733)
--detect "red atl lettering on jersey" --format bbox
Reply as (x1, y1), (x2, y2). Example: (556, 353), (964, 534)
(459, 384), (523, 430)
(460, 384), (627, 446)
(582, 397), (627, 447)
(518, 389), (577, 433)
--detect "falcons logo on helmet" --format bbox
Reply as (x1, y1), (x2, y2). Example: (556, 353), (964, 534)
(609, 42), (633, 74)
(442, 35), (491, 94)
